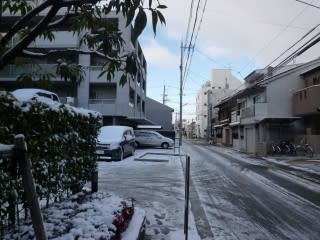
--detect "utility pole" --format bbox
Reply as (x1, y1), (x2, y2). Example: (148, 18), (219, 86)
(179, 41), (183, 146)
(179, 41), (194, 147)
(162, 84), (168, 105)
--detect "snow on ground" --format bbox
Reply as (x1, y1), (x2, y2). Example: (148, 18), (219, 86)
(3, 192), (142, 240)
(98, 147), (200, 240)
(2, 147), (200, 240)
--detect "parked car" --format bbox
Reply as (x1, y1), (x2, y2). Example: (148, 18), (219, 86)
(11, 88), (60, 103)
(96, 126), (135, 160)
(134, 130), (174, 149)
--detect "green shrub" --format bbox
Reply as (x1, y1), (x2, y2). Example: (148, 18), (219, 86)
(0, 91), (102, 229)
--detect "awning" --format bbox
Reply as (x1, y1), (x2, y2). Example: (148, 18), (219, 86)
(213, 124), (227, 128)
(229, 121), (240, 126)
(126, 117), (156, 125)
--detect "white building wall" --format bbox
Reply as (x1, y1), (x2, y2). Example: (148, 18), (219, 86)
(196, 69), (243, 138)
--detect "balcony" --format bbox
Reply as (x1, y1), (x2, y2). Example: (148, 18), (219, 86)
(231, 110), (240, 123)
(293, 85), (320, 116)
(240, 103), (267, 121)
(0, 64), (57, 79)
(240, 105), (255, 119)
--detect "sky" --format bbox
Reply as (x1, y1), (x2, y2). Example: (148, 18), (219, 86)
(138, 0), (320, 121)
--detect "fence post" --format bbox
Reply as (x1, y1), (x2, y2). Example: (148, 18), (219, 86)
(91, 167), (98, 193)
(184, 155), (190, 240)
(15, 135), (47, 240)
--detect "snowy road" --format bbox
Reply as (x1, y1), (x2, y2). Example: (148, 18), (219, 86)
(182, 139), (320, 240)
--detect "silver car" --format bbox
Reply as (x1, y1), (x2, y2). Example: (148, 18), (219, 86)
(134, 130), (174, 149)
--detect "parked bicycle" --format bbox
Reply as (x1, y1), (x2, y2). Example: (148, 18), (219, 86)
(271, 140), (297, 156)
(295, 143), (313, 158)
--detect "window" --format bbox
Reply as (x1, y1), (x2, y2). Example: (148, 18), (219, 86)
(253, 95), (261, 104)
(313, 76), (320, 85)
(232, 127), (238, 139)
(216, 128), (222, 138)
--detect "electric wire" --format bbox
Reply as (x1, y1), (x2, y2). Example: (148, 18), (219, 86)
(184, 0), (195, 50)
(238, 2), (311, 75)
(183, 0), (208, 91)
(183, 0), (202, 82)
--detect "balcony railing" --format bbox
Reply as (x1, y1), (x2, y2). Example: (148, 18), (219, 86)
(293, 85), (320, 116)
(88, 99), (116, 104)
(240, 105), (255, 119)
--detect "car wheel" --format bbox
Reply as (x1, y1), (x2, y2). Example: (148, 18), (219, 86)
(116, 148), (123, 161)
(162, 142), (169, 149)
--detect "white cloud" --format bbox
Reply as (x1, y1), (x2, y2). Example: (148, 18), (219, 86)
(142, 39), (179, 67)
(160, 0), (320, 69)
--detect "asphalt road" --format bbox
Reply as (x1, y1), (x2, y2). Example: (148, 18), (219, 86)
(182, 139), (320, 240)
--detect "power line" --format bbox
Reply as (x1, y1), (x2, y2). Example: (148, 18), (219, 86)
(238, 3), (310, 75)
(183, 0), (208, 90)
(184, 0), (195, 46)
(296, 0), (320, 9)
(267, 23), (320, 67)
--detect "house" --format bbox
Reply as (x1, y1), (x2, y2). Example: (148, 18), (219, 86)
(214, 58), (320, 156)
(195, 69), (243, 138)
(0, 11), (153, 127)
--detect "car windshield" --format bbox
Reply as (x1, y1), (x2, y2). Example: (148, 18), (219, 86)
(98, 126), (127, 142)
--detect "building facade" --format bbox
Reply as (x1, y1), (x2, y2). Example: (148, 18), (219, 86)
(195, 69), (243, 138)
(0, 11), (151, 127)
(214, 58), (320, 155)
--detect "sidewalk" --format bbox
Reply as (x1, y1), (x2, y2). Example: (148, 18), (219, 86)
(263, 154), (320, 174)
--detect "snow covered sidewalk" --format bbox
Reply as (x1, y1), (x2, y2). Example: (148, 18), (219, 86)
(98, 148), (200, 240)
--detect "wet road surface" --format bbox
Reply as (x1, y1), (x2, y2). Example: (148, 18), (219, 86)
(182, 139), (320, 240)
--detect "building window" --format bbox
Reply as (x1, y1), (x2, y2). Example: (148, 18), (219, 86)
(232, 127), (238, 139)
(216, 128), (222, 138)
(313, 76), (320, 85)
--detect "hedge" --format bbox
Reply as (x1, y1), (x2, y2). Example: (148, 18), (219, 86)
(0, 91), (102, 231)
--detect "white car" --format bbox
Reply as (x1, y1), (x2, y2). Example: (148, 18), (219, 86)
(11, 88), (60, 103)
(134, 130), (174, 149)
(96, 126), (136, 160)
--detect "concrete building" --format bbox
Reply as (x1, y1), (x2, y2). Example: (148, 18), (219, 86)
(195, 69), (243, 138)
(145, 97), (174, 131)
(0, 11), (157, 127)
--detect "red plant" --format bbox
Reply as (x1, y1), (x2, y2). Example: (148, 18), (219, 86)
(110, 198), (136, 240)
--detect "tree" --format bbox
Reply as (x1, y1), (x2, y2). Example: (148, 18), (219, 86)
(0, 0), (166, 90)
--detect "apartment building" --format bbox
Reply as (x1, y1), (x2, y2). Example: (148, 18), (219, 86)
(195, 69), (243, 138)
(0, 11), (149, 127)
(214, 58), (320, 156)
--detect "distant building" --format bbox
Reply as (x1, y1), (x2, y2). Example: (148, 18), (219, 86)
(196, 69), (243, 138)
(145, 97), (174, 131)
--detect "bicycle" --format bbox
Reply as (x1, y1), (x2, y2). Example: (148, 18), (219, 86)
(295, 143), (313, 158)
(271, 142), (281, 156)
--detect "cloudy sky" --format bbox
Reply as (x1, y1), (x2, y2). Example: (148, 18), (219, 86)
(139, 0), (320, 120)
